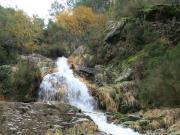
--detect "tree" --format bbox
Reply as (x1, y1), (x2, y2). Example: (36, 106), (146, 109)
(56, 6), (106, 36)
(49, 0), (65, 16)
(75, 0), (111, 12)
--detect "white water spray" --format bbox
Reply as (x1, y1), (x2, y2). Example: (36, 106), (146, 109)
(39, 57), (140, 135)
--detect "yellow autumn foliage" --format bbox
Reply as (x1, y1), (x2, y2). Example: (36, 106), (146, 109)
(56, 6), (106, 36)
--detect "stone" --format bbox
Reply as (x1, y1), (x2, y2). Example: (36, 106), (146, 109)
(115, 68), (133, 82)
(126, 114), (141, 121)
(0, 101), (101, 135)
(104, 20), (127, 44)
(20, 53), (55, 77)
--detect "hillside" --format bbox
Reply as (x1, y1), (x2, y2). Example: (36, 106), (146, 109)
(0, 0), (179, 135)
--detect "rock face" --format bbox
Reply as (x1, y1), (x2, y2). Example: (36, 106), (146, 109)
(0, 101), (103, 135)
(75, 65), (95, 77)
(20, 53), (55, 77)
(104, 20), (127, 44)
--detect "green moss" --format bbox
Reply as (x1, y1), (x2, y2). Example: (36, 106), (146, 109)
(127, 50), (146, 64)
(142, 5), (155, 13)
(121, 16), (136, 22)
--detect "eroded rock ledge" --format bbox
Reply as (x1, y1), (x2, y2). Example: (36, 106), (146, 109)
(0, 101), (104, 135)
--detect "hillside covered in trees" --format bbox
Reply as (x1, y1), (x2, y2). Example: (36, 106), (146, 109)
(0, 0), (180, 135)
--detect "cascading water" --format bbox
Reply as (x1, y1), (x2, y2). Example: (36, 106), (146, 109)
(39, 57), (140, 135)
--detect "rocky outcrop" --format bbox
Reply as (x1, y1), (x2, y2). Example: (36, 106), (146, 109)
(0, 101), (103, 135)
(104, 20), (127, 44)
(20, 53), (55, 77)
(75, 65), (95, 77)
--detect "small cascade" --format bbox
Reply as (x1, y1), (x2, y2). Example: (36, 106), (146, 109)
(39, 57), (140, 135)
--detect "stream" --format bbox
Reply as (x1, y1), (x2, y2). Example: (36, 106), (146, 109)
(39, 57), (140, 135)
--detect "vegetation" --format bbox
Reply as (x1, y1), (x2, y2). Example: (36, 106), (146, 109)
(0, 0), (179, 111)
(138, 42), (180, 107)
(0, 65), (12, 95)
(13, 60), (41, 101)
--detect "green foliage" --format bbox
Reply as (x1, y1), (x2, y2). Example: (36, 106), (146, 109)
(49, 0), (65, 16)
(127, 50), (147, 64)
(42, 21), (77, 55)
(75, 0), (111, 12)
(0, 65), (12, 95)
(140, 4), (180, 22)
(0, 46), (17, 65)
(13, 60), (41, 101)
(0, 6), (43, 65)
(38, 44), (69, 58)
(111, 0), (175, 19)
(138, 43), (180, 107)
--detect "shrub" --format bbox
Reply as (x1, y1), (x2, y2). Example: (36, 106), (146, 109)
(138, 43), (180, 107)
(0, 65), (12, 95)
(38, 44), (68, 59)
(111, 0), (175, 19)
(13, 60), (41, 102)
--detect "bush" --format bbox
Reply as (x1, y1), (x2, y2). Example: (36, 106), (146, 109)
(38, 44), (68, 59)
(138, 43), (180, 107)
(111, 0), (174, 19)
(13, 60), (41, 102)
(0, 65), (12, 95)
(0, 47), (15, 65)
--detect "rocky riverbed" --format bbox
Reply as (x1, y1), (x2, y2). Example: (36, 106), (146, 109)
(106, 108), (180, 135)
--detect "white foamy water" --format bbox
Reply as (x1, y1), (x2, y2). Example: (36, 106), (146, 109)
(39, 57), (140, 135)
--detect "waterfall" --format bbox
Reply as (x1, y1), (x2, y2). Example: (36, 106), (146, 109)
(39, 57), (140, 135)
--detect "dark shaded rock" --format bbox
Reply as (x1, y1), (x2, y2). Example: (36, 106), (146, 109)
(75, 65), (95, 77)
(126, 114), (141, 121)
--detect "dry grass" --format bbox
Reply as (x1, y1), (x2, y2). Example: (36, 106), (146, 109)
(140, 108), (180, 129)
(46, 129), (63, 135)
(124, 92), (137, 106)
(65, 121), (97, 135)
(96, 86), (117, 112)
